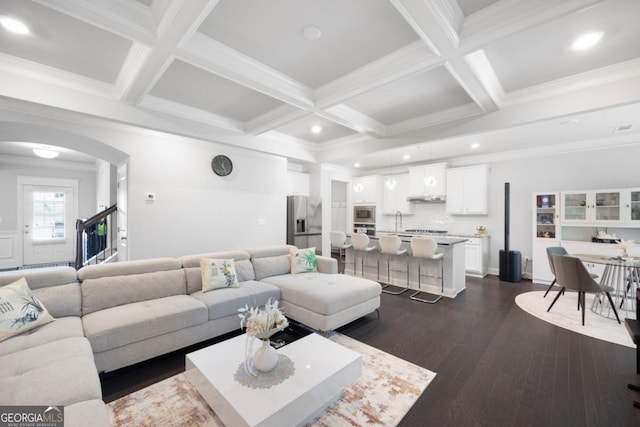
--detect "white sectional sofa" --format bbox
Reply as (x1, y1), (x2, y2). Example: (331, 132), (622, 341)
(0, 245), (381, 426)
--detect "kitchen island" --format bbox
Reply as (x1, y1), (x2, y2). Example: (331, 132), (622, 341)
(344, 232), (468, 299)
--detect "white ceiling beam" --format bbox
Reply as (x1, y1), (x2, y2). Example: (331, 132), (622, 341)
(315, 41), (442, 109)
(392, 0), (498, 114)
(35, 0), (157, 45)
(320, 105), (387, 137)
(245, 106), (311, 136)
(386, 103), (483, 136)
(178, 33), (314, 110)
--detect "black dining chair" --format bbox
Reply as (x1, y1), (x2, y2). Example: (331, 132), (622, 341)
(548, 254), (621, 326)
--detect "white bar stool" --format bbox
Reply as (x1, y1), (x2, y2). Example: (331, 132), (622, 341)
(330, 231), (351, 273)
(410, 236), (444, 304)
(351, 233), (377, 278)
(379, 234), (409, 295)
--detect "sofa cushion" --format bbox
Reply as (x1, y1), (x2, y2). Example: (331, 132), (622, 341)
(290, 247), (318, 274)
(248, 246), (297, 280)
(81, 269), (187, 315)
(0, 316), (84, 356)
(77, 258), (182, 281)
(261, 273), (382, 315)
(179, 251), (255, 293)
(0, 277), (55, 342)
(200, 258), (239, 291)
(190, 280), (281, 321)
(65, 400), (111, 427)
(0, 337), (101, 405)
(82, 295), (208, 353)
(0, 267), (81, 317)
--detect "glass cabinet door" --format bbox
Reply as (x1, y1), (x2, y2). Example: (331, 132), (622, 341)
(535, 193), (557, 238)
(563, 192), (587, 221)
(628, 190), (640, 222)
(594, 191), (620, 221)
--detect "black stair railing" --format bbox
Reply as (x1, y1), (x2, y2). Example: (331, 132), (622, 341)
(75, 204), (117, 270)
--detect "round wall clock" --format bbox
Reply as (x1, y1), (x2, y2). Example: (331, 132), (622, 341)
(211, 155), (233, 176)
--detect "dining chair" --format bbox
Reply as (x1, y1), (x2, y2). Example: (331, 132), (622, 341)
(409, 236), (444, 304)
(330, 231), (351, 273)
(351, 233), (377, 278)
(545, 246), (598, 298)
(378, 234), (408, 295)
(548, 254), (621, 326)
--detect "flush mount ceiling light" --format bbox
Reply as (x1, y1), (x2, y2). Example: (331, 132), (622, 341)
(33, 148), (60, 159)
(302, 25), (322, 41)
(310, 125), (323, 134)
(570, 31), (604, 50)
(0, 16), (30, 35)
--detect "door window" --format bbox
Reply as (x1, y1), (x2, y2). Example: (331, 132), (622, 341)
(32, 191), (67, 240)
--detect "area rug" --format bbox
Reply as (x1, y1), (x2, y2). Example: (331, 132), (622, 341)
(107, 333), (436, 427)
(515, 291), (635, 348)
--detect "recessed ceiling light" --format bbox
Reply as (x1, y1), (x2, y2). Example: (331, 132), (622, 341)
(402, 154), (410, 160)
(354, 162), (360, 168)
(33, 148), (60, 159)
(0, 16), (30, 35)
(302, 25), (322, 41)
(471, 143), (480, 149)
(311, 125), (323, 134)
(571, 31), (604, 50)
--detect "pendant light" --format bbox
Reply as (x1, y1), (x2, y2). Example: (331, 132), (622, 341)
(424, 143), (436, 187)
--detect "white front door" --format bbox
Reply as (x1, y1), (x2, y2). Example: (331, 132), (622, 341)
(20, 177), (78, 266)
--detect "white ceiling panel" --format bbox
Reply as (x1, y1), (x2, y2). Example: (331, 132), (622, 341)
(198, 0), (420, 88)
(0, 0), (131, 83)
(149, 60), (284, 122)
(343, 67), (474, 125)
(484, 0), (640, 92)
(274, 115), (356, 143)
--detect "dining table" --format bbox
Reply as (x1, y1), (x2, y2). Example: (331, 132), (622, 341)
(572, 253), (640, 319)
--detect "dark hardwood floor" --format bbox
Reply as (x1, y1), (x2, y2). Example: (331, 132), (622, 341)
(101, 275), (640, 426)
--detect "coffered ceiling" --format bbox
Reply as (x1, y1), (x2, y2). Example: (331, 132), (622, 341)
(0, 0), (639, 169)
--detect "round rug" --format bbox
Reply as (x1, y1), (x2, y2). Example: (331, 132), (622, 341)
(515, 291), (634, 348)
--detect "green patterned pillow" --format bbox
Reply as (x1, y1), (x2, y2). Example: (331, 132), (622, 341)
(0, 277), (55, 342)
(290, 247), (318, 274)
(200, 258), (239, 292)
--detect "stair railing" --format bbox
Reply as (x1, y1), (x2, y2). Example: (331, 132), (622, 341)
(75, 204), (117, 270)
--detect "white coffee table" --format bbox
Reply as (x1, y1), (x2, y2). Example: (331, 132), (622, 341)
(185, 333), (361, 427)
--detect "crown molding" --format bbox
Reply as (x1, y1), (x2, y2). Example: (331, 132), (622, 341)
(428, 0), (464, 47)
(114, 43), (153, 98)
(245, 105), (310, 136)
(464, 49), (505, 106)
(390, 0), (442, 56)
(321, 105), (387, 136)
(386, 103), (483, 136)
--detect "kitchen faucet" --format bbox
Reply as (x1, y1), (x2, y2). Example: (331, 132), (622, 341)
(395, 210), (403, 234)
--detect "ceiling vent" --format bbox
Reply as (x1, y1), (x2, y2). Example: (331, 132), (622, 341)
(613, 124), (634, 134)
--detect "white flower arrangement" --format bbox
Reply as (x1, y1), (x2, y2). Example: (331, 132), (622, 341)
(616, 238), (635, 256)
(238, 299), (289, 376)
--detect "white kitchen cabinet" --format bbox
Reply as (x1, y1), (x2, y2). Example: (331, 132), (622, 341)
(621, 188), (640, 224)
(287, 171), (310, 196)
(351, 175), (379, 204)
(408, 162), (447, 198)
(446, 164), (488, 215)
(382, 174), (412, 215)
(561, 189), (622, 224)
(465, 237), (489, 277)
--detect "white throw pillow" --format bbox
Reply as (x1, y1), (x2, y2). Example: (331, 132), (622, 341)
(290, 247), (318, 274)
(200, 258), (239, 292)
(0, 277), (55, 342)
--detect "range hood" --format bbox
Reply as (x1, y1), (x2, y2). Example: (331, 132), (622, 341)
(406, 195), (446, 203)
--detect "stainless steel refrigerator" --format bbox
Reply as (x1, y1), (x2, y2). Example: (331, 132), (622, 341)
(286, 196), (322, 251)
